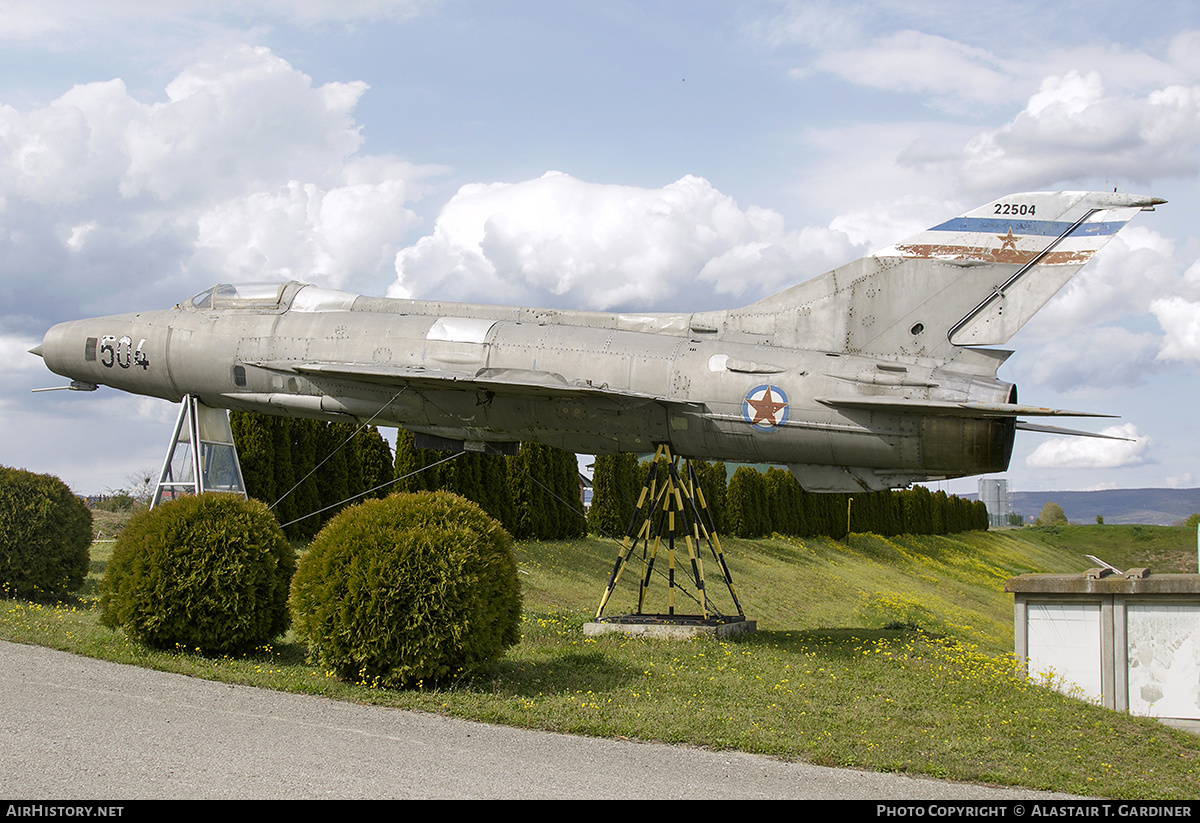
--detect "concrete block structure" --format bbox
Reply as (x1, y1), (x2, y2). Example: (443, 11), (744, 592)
(1006, 570), (1200, 719)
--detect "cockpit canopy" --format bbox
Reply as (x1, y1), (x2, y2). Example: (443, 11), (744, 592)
(184, 282), (358, 312)
(186, 283), (293, 310)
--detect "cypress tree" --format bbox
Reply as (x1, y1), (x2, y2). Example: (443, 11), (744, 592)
(510, 443), (585, 539)
(827, 493), (850, 540)
(508, 445), (539, 540)
(289, 420), (323, 539)
(587, 453), (641, 537)
(356, 426), (394, 499)
(393, 429), (444, 492)
(907, 486), (934, 535)
(333, 422), (365, 503)
(269, 417), (299, 536)
(882, 490), (903, 537)
(932, 490), (949, 535)
(230, 411), (276, 504)
(474, 451), (516, 533)
(851, 490), (875, 535)
(512, 446), (540, 539)
(764, 466), (803, 536)
(802, 488), (822, 537)
(977, 499), (990, 531)
(314, 422), (351, 526)
(726, 466), (767, 538)
(392, 429), (419, 490)
(391, 431), (514, 531)
(687, 460), (727, 535)
(554, 448), (586, 538)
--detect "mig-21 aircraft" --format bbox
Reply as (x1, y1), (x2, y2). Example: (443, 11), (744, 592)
(32, 190), (1162, 493)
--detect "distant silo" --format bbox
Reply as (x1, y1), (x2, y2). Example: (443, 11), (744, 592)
(979, 478), (1009, 528)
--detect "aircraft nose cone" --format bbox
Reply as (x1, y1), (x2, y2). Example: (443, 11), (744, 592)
(38, 320), (90, 382)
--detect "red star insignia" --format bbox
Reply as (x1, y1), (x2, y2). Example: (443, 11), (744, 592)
(997, 228), (1019, 253)
(746, 386), (788, 427)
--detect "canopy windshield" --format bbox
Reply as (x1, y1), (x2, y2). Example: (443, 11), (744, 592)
(187, 283), (290, 310)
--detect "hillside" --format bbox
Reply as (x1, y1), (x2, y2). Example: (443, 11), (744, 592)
(519, 523), (1200, 652)
(969, 487), (1200, 526)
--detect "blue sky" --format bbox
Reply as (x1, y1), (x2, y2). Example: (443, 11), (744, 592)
(4, 0), (1200, 502)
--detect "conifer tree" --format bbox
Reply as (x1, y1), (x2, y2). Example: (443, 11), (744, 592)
(829, 493), (850, 540)
(315, 422), (351, 525)
(931, 490), (949, 534)
(553, 447), (587, 538)
(764, 466), (804, 536)
(510, 443), (585, 539)
(393, 429), (443, 492)
(230, 411), (275, 504)
(880, 490), (903, 537)
(356, 426), (394, 499)
(587, 453), (642, 536)
(391, 431), (515, 531)
(977, 500), (991, 531)
(507, 445), (539, 539)
(288, 420), (324, 539)
(269, 417), (299, 536)
(471, 451), (517, 532)
(332, 422), (365, 502)
(687, 460), (727, 535)
(726, 466), (768, 538)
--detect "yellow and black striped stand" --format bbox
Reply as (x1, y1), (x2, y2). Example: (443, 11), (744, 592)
(594, 445), (746, 628)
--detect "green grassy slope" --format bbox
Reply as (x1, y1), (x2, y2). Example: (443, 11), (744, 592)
(1010, 524), (1199, 575)
(522, 528), (1100, 654)
(509, 527), (1199, 797)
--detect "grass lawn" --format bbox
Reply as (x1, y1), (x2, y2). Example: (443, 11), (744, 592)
(2, 519), (1198, 799)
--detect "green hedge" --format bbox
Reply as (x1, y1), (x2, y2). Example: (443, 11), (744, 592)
(290, 491), (522, 688)
(100, 493), (295, 653)
(0, 466), (91, 600)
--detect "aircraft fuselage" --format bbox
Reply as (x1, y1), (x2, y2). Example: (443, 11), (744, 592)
(36, 190), (1161, 493)
(39, 283), (1014, 492)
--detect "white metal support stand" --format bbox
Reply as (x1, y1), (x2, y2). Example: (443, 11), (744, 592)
(151, 394), (247, 507)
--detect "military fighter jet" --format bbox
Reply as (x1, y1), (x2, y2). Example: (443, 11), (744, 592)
(32, 190), (1162, 493)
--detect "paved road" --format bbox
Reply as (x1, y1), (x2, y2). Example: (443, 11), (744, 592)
(0, 640), (1073, 800)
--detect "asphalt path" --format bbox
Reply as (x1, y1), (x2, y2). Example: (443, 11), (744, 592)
(0, 640), (1075, 800)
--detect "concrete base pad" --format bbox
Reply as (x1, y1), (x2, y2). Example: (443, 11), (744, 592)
(583, 617), (757, 640)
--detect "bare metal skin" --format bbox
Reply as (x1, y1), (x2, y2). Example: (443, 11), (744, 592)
(33, 191), (1163, 493)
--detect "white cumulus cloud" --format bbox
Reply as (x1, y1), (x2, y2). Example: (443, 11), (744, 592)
(1028, 227), (1180, 335)
(955, 70), (1200, 191)
(0, 45), (437, 333)
(192, 175), (422, 289)
(1025, 423), (1151, 469)
(1151, 295), (1200, 361)
(390, 171), (863, 311)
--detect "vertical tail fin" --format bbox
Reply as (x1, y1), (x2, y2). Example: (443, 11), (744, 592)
(724, 191), (1163, 360)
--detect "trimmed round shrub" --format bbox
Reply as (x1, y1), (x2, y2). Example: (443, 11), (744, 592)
(290, 490), (522, 689)
(100, 493), (295, 653)
(0, 466), (91, 600)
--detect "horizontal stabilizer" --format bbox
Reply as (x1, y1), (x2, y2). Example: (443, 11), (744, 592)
(1014, 421), (1133, 440)
(818, 396), (1116, 418)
